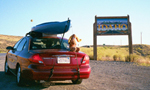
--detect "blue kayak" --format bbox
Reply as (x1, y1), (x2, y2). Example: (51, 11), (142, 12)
(31, 20), (71, 34)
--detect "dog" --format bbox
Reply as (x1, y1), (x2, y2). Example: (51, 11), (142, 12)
(68, 34), (82, 52)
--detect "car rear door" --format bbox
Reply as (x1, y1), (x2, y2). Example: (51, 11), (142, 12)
(10, 38), (27, 71)
(7, 38), (23, 69)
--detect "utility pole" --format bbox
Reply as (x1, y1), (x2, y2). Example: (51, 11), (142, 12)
(141, 32), (142, 44)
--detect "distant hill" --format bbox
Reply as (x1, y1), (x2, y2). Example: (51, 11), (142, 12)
(133, 44), (150, 56)
(0, 34), (23, 53)
(111, 44), (150, 57)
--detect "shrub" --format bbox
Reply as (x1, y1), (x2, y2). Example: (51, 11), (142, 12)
(113, 55), (118, 61)
(89, 55), (94, 60)
(125, 55), (130, 62)
(125, 54), (137, 62)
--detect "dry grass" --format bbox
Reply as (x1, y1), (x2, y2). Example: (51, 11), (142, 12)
(80, 46), (129, 61)
(80, 45), (150, 66)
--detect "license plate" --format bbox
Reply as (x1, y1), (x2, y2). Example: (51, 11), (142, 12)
(57, 57), (70, 64)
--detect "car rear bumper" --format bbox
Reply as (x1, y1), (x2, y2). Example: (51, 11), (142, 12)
(21, 64), (91, 81)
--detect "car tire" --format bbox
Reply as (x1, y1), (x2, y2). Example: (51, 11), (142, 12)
(16, 65), (24, 86)
(72, 79), (82, 84)
(4, 61), (11, 75)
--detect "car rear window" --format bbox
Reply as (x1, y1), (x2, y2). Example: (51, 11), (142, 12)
(30, 38), (69, 50)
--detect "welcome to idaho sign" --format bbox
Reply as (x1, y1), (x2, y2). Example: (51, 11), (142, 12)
(96, 17), (129, 35)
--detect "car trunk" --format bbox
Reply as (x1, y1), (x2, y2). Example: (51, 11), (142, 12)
(28, 49), (90, 80)
(29, 49), (85, 66)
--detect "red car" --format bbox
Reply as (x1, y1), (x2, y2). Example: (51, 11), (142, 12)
(5, 36), (91, 86)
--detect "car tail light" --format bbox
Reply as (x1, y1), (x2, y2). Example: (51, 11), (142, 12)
(82, 55), (89, 65)
(29, 54), (44, 64)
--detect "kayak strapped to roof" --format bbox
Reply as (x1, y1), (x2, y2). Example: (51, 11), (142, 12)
(26, 19), (71, 37)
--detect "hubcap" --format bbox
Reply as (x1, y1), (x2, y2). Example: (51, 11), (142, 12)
(17, 67), (21, 83)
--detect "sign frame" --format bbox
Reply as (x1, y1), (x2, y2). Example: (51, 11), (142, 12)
(93, 15), (133, 60)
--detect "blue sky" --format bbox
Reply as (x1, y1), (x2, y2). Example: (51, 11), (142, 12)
(0, 0), (150, 46)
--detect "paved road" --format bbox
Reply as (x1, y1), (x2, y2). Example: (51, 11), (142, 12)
(0, 53), (150, 90)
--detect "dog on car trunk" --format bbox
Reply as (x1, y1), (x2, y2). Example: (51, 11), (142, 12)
(68, 34), (82, 52)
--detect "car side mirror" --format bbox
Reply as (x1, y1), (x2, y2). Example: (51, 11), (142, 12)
(6, 46), (14, 50)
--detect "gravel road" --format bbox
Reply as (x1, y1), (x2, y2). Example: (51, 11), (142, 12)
(0, 53), (150, 90)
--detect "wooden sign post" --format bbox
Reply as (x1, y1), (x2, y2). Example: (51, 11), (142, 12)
(93, 15), (133, 60)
